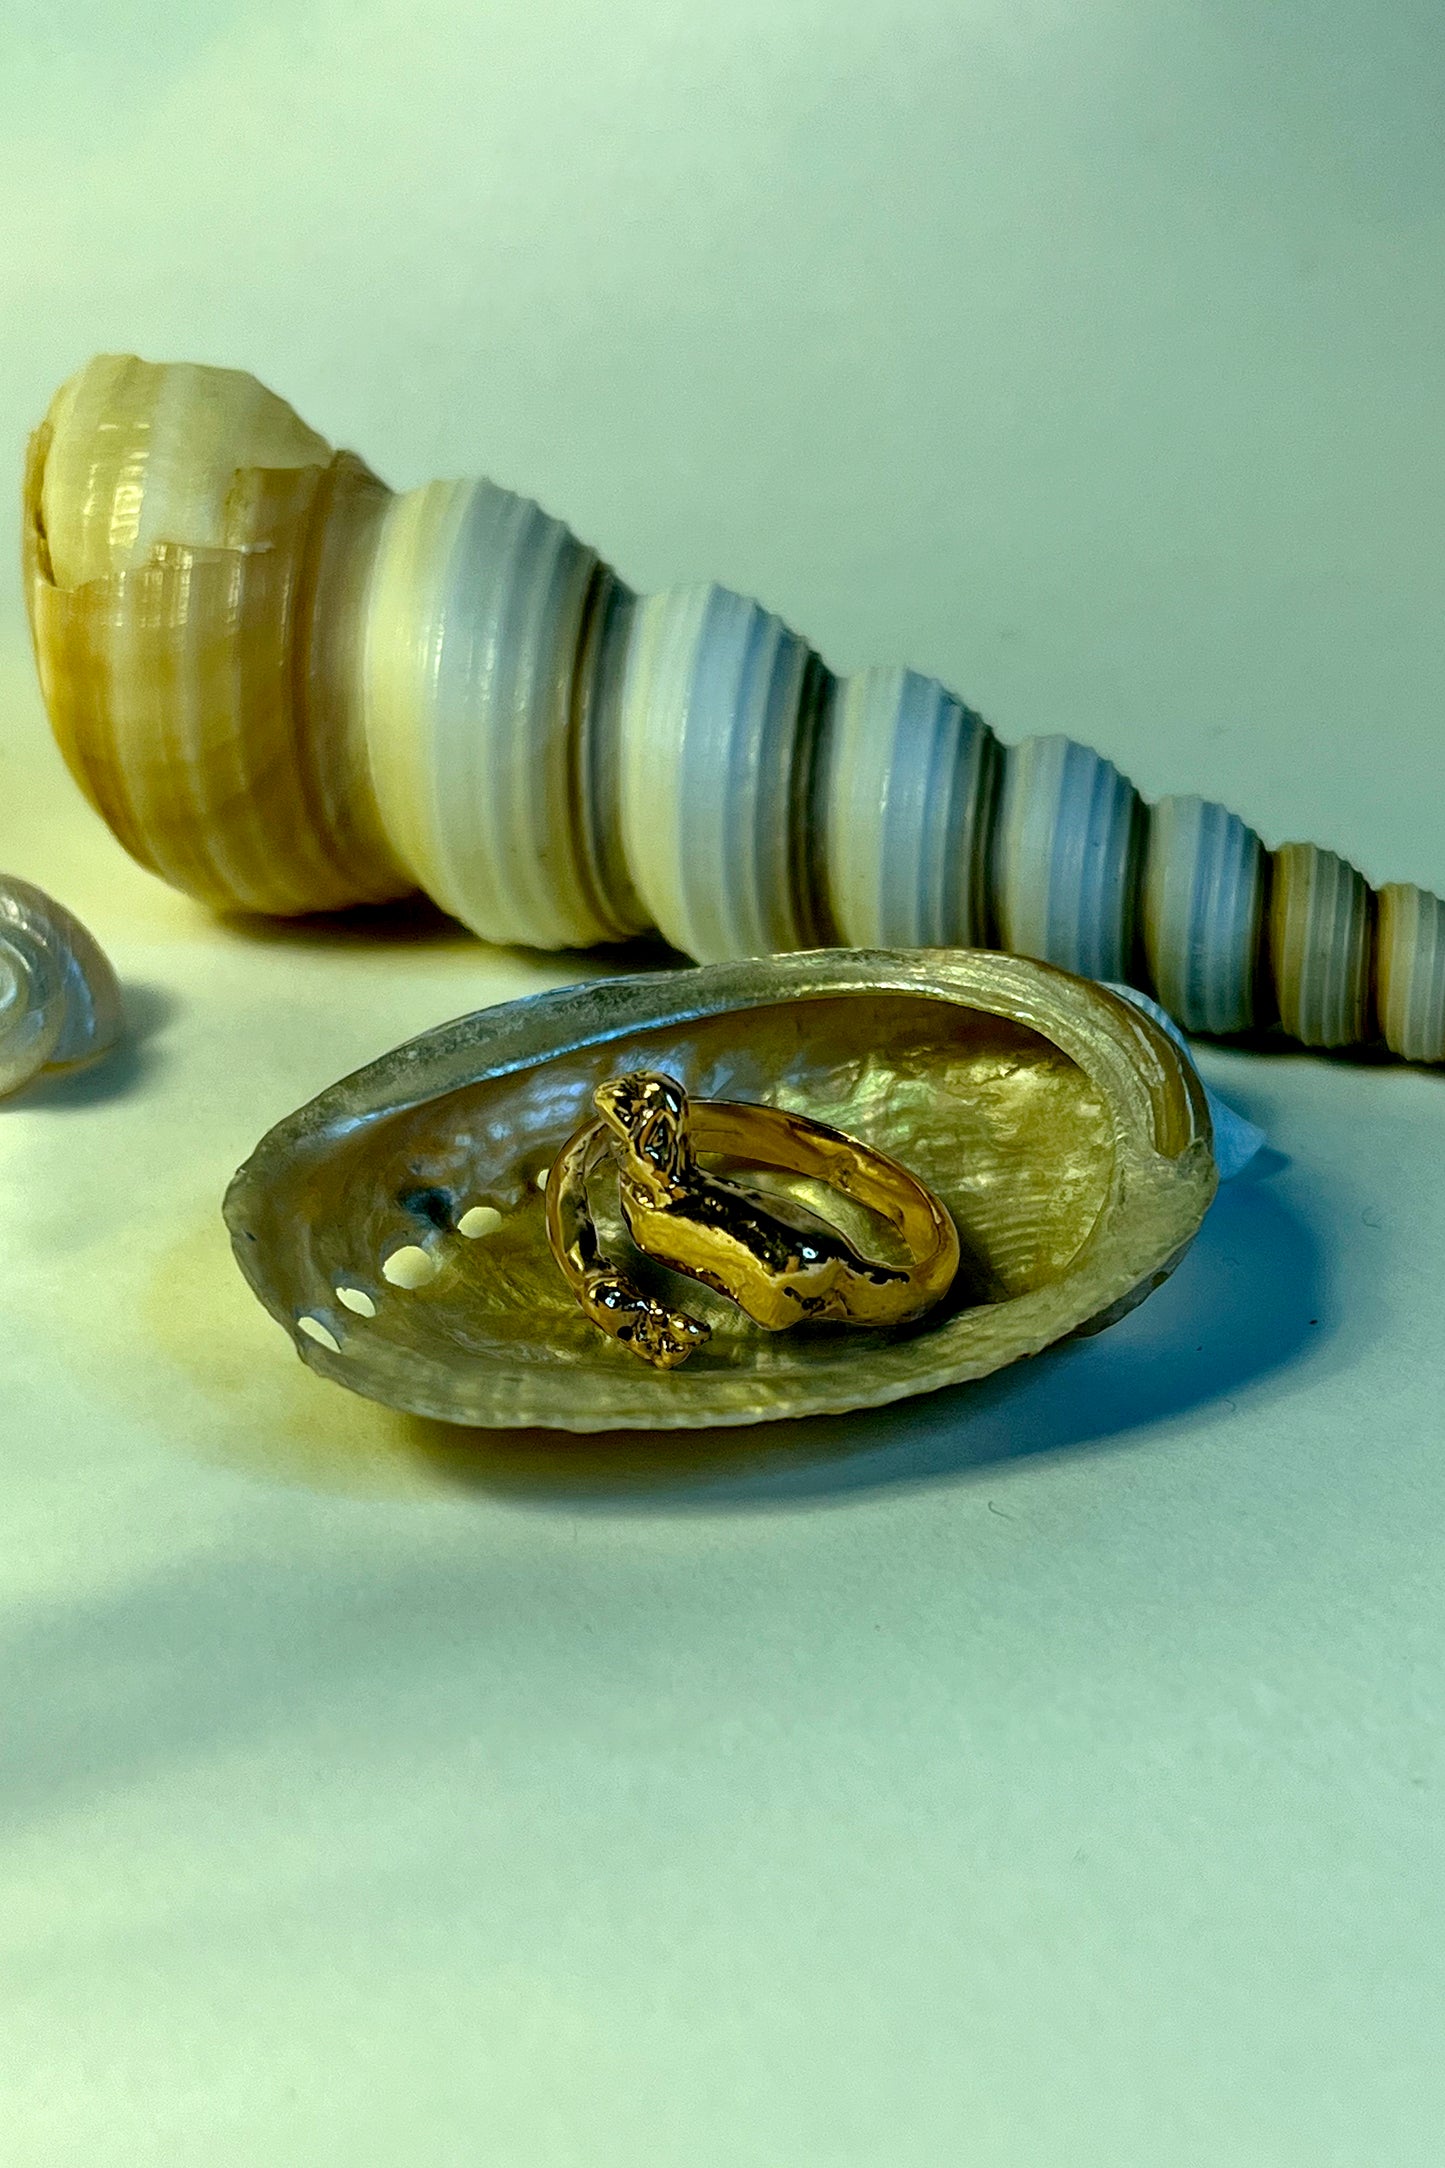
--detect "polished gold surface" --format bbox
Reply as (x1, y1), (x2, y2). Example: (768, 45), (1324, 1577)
(223, 949), (1216, 1432)
(546, 1071), (961, 1366)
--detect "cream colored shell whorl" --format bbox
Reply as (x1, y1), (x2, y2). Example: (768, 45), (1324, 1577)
(25, 357), (409, 921)
(0, 876), (123, 1098)
(25, 352), (1445, 1062)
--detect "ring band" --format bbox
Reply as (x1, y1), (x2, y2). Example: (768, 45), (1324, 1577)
(545, 1070), (960, 1369)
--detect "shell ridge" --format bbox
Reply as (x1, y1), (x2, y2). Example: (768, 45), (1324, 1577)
(0, 877), (123, 1097)
(224, 947), (1215, 1429)
(23, 353), (1445, 1066)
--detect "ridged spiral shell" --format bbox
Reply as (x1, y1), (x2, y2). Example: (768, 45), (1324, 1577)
(0, 876), (123, 1098)
(25, 353), (1445, 1062)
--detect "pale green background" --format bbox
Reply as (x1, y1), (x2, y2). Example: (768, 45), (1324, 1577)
(2, 3), (1443, 2162)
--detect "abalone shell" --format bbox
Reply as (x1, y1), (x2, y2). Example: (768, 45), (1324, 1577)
(223, 949), (1216, 1431)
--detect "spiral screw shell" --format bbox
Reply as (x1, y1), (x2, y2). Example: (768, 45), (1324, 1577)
(24, 352), (1445, 1064)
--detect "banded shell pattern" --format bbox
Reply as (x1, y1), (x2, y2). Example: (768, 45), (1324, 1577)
(25, 354), (1445, 1062)
(0, 876), (123, 1098)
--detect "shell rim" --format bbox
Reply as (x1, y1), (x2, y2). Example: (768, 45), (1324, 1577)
(223, 947), (1217, 1432)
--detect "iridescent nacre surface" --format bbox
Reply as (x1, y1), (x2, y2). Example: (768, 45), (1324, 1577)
(224, 949), (1216, 1431)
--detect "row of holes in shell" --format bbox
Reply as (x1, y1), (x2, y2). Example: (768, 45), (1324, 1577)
(295, 1183), (540, 1355)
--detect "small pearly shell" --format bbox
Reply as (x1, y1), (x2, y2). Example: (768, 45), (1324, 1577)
(0, 877), (124, 1098)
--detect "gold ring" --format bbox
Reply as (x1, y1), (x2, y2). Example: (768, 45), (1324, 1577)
(545, 1070), (960, 1369)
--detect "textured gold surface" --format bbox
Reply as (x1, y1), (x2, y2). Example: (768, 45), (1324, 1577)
(224, 950), (1216, 1432)
(546, 1071), (962, 1365)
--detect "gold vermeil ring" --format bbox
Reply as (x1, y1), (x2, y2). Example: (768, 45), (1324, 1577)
(545, 1071), (961, 1370)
